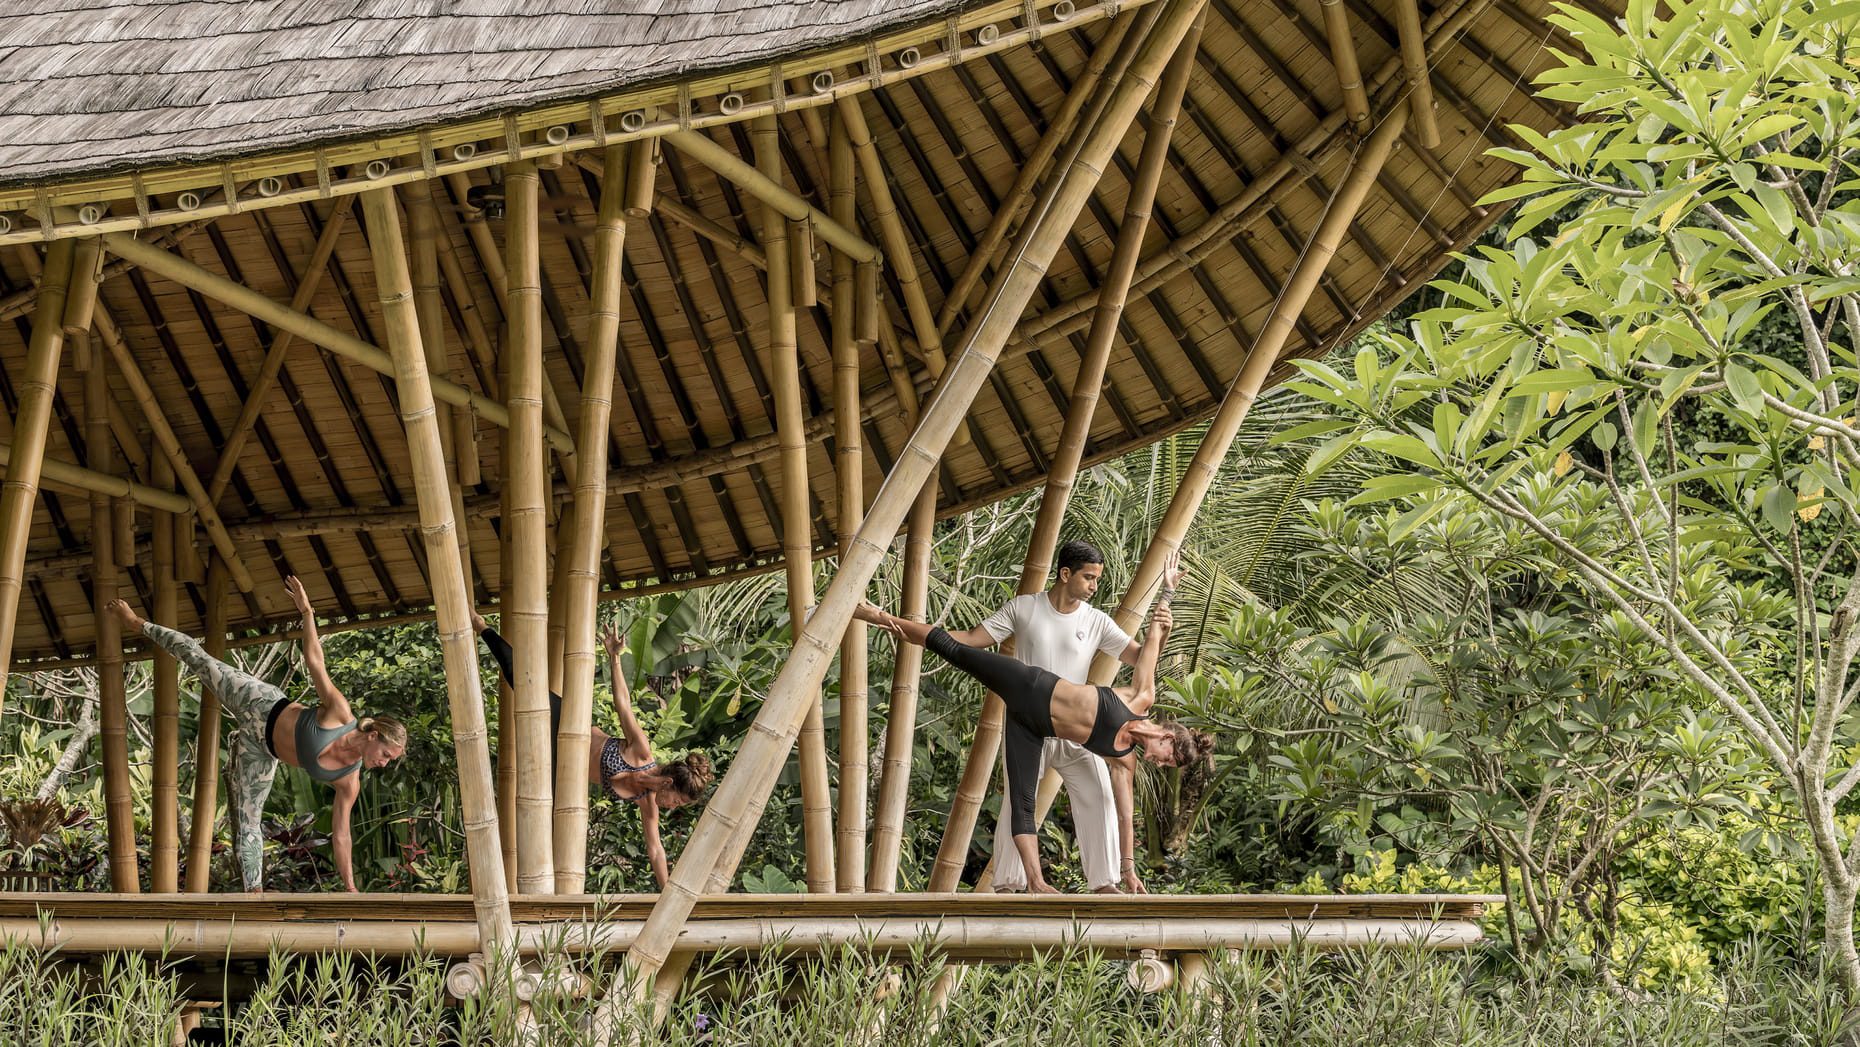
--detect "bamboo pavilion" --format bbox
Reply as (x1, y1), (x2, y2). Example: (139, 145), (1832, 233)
(0, 0), (1578, 1004)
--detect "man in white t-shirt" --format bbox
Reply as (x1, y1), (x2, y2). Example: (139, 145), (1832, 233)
(936, 540), (1144, 894)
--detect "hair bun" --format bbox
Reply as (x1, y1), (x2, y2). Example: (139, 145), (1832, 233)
(684, 751), (713, 782)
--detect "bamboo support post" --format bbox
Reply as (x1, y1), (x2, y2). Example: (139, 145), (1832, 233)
(828, 113), (868, 893)
(936, 8), (1138, 335)
(204, 199), (353, 509)
(1318, 0), (1370, 127)
(753, 113), (836, 895)
(150, 452), (180, 892)
(617, 0), (1208, 998)
(665, 129), (881, 267)
(112, 499), (135, 570)
(0, 237), (77, 710)
(184, 557), (231, 892)
(407, 178), (473, 593)
(91, 305), (257, 592)
(359, 185), (514, 953)
(555, 144), (635, 893)
(865, 484), (934, 892)
(83, 318), (137, 893)
(1395, 0), (1441, 148)
(931, 10), (1205, 892)
(1089, 104), (1411, 688)
(547, 502), (572, 696)
(497, 484), (518, 894)
(98, 233), (573, 454)
(503, 161), (556, 894)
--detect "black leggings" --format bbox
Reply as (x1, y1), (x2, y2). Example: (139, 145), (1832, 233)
(479, 626), (563, 768)
(926, 627), (1058, 837)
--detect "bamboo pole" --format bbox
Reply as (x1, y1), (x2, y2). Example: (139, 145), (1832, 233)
(406, 179), (473, 592)
(359, 186), (514, 953)
(91, 305), (256, 592)
(555, 144), (635, 893)
(935, 8), (1139, 335)
(184, 556), (230, 893)
(503, 161), (556, 895)
(1396, 0), (1441, 148)
(0, 442), (189, 514)
(98, 233), (573, 454)
(1089, 106), (1411, 690)
(150, 452), (180, 892)
(829, 114), (868, 893)
(204, 200), (353, 509)
(665, 129), (881, 266)
(547, 503), (572, 696)
(497, 480), (518, 894)
(753, 113), (836, 895)
(618, 0), (1208, 996)
(929, 10), (1205, 892)
(0, 237), (77, 710)
(1318, 0), (1370, 128)
(82, 317), (137, 893)
(865, 485), (933, 892)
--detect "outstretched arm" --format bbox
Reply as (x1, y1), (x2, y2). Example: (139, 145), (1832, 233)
(639, 795), (671, 890)
(330, 775), (361, 892)
(599, 622), (651, 754)
(1107, 754), (1145, 893)
(287, 576), (353, 723)
(1125, 552), (1182, 715)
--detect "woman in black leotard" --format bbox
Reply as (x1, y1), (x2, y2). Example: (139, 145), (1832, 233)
(855, 553), (1211, 893)
(472, 611), (711, 888)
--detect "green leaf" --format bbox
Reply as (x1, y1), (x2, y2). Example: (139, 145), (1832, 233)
(1723, 363), (1765, 416)
(1592, 420), (1618, 452)
(1761, 484), (1797, 534)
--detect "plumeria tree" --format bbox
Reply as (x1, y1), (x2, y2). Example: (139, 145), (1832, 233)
(1293, 0), (1860, 991)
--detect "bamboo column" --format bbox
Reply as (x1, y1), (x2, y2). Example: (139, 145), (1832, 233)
(829, 114), (869, 893)
(547, 502), (573, 695)
(407, 179), (472, 589)
(74, 253), (137, 893)
(619, 0), (1207, 995)
(184, 556), (230, 892)
(555, 143), (637, 893)
(0, 238), (78, 711)
(865, 485), (933, 892)
(754, 113), (836, 894)
(359, 185), (514, 952)
(929, 11), (1206, 891)
(1089, 104), (1412, 686)
(150, 452), (180, 891)
(503, 160), (555, 894)
(497, 483), (518, 893)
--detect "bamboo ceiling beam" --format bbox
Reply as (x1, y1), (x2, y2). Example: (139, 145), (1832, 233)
(98, 232), (574, 453)
(936, 7), (1139, 335)
(0, 236), (76, 711)
(0, 219), (213, 325)
(931, 8), (1207, 895)
(359, 184), (515, 956)
(555, 143), (636, 894)
(618, 0), (1209, 1000)
(504, 160), (556, 895)
(90, 304), (258, 593)
(1318, 0), (1370, 127)
(831, 96), (942, 376)
(1398, 0), (1443, 148)
(753, 112), (837, 895)
(664, 129), (881, 267)
(204, 198), (353, 510)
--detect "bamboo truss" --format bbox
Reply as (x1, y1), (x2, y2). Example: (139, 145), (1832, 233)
(932, 8), (1207, 892)
(555, 143), (636, 893)
(619, 0), (1210, 996)
(358, 185), (514, 953)
(504, 161), (556, 895)
(1319, 0), (1371, 127)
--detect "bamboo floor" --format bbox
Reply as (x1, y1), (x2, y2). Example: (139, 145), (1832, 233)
(0, 892), (1500, 960)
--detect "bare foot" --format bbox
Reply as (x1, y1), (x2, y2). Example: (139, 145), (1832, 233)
(1028, 880), (1061, 895)
(104, 599), (144, 633)
(470, 609), (488, 633)
(852, 601), (888, 626)
(1093, 884), (1124, 895)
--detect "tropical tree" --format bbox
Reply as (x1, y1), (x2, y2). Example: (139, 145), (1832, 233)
(1293, 0), (1860, 992)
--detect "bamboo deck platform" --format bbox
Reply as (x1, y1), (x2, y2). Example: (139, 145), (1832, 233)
(0, 892), (1499, 961)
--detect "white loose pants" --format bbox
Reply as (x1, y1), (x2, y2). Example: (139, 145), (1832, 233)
(988, 737), (1119, 891)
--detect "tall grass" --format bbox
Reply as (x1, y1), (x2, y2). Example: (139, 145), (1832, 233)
(0, 937), (1850, 1046)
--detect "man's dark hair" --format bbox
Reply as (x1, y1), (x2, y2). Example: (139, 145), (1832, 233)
(1055, 539), (1107, 578)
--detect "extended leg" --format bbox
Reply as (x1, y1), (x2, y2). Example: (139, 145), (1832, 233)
(224, 726), (279, 891)
(140, 621), (285, 721)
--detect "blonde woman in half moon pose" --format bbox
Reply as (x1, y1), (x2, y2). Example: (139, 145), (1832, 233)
(106, 576), (406, 893)
(855, 552), (1212, 893)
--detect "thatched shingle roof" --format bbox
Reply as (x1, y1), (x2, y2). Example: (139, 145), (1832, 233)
(0, 0), (1594, 663)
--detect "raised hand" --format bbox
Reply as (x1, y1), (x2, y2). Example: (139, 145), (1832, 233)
(598, 621), (626, 660)
(284, 575), (314, 617)
(1160, 549), (1184, 596)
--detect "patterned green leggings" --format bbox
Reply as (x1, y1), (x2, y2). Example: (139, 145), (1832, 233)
(143, 622), (285, 891)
